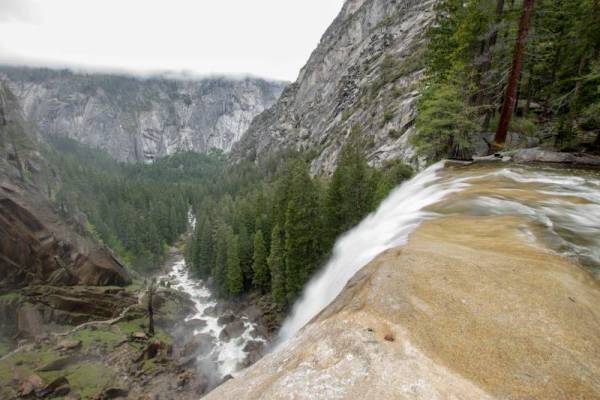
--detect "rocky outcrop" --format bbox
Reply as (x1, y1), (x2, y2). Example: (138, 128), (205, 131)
(234, 0), (435, 173)
(472, 147), (600, 166)
(205, 216), (600, 399)
(0, 182), (131, 289)
(0, 81), (131, 290)
(0, 66), (286, 162)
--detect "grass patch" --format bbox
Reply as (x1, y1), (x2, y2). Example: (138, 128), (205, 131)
(38, 362), (115, 400)
(0, 345), (59, 389)
(66, 362), (114, 399)
(72, 328), (123, 349)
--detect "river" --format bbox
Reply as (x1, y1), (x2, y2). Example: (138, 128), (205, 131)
(159, 256), (266, 379)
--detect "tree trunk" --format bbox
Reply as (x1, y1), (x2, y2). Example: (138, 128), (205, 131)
(147, 279), (155, 337)
(524, 67), (533, 116)
(479, 0), (504, 128)
(491, 0), (535, 152)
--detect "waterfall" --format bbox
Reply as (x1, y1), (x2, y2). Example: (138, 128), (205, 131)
(277, 161), (469, 344)
(276, 162), (600, 346)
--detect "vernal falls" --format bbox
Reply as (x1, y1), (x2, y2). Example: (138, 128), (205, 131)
(207, 161), (600, 399)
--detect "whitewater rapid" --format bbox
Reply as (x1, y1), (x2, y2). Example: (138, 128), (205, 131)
(161, 258), (265, 377)
(277, 161), (600, 345)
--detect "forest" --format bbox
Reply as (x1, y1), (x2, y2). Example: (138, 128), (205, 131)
(48, 138), (191, 271)
(185, 131), (413, 308)
(48, 135), (412, 309)
(413, 0), (600, 161)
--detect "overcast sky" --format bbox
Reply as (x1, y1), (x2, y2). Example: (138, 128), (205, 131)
(0, 0), (344, 81)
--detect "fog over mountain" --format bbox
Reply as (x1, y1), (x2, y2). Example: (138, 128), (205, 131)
(0, 0), (344, 81)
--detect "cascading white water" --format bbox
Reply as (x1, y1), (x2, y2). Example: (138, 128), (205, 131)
(277, 161), (469, 344)
(277, 161), (600, 346)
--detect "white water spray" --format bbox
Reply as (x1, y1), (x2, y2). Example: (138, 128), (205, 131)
(277, 161), (468, 344)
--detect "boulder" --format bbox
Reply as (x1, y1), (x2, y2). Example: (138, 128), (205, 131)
(19, 374), (44, 396)
(176, 355), (197, 369)
(0, 188), (131, 291)
(241, 305), (262, 321)
(18, 286), (137, 328)
(217, 312), (236, 325)
(132, 332), (148, 341)
(182, 333), (215, 357)
(16, 303), (44, 337)
(193, 372), (210, 395)
(37, 356), (80, 372)
(36, 376), (69, 398)
(55, 339), (81, 351)
(100, 387), (129, 399)
(241, 340), (265, 367)
(242, 340), (264, 354)
(185, 318), (207, 330)
(202, 305), (218, 317)
(219, 320), (246, 342)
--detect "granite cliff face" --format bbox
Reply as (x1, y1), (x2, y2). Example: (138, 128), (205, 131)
(0, 81), (131, 290)
(0, 66), (286, 162)
(234, 0), (434, 173)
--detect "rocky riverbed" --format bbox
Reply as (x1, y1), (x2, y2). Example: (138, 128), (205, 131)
(0, 249), (274, 399)
(159, 255), (269, 381)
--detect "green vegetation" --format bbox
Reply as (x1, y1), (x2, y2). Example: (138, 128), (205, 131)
(44, 128), (412, 306)
(252, 230), (269, 293)
(47, 138), (192, 273)
(413, 0), (600, 162)
(186, 128), (413, 307)
(415, 82), (479, 160)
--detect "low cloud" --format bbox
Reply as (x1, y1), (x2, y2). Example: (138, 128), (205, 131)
(0, 0), (40, 23)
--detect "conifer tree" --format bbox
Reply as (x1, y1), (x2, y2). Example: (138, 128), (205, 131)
(226, 230), (243, 296)
(252, 229), (269, 293)
(284, 161), (323, 302)
(493, 0), (535, 149)
(325, 131), (373, 248)
(197, 216), (213, 276)
(212, 220), (228, 292)
(268, 224), (286, 307)
(237, 224), (253, 288)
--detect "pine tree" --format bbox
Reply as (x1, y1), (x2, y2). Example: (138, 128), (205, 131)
(268, 224), (286, 307)
(413, 81), (479, 161)
(237, 224), (253, 288)
(493, 0), (536, 150)
(226, 231), (243, 296)
(284, 161), (323, 303)
(325, 132), (374, 248)
(197, 216), (213, 277)
(212, 220), (228, 292)
(252, 229), (269, 293)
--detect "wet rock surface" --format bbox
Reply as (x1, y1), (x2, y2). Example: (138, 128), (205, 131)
(206, 209), (600, 399)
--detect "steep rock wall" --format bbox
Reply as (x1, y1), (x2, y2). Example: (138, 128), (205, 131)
(0, 82), (131, 289)
(234, 0), (435, 173)
(0, 66), (286, 162)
